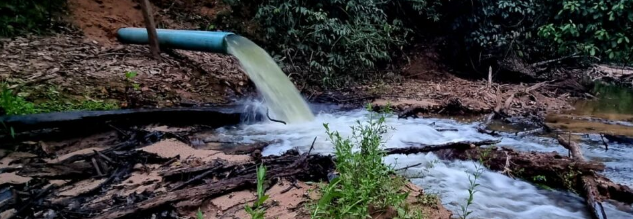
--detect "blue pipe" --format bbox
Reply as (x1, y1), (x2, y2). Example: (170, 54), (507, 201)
(117, 28), (234, 54)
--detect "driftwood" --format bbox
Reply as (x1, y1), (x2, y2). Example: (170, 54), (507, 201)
(92, 153), (334, 219)
(603, 134), (633, 145)
(530, 53), (600, 68)
(386, 140), (501, 155)
(556, 136), (608, 219)
(551, 115), (633, 128)
(478, 82), (548, 134)
(395, 143), (605, 174)
(439, 146), (633, 203)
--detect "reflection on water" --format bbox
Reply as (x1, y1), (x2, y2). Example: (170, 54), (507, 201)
(547, 82), (633, 136)
(572, 82), (633, 121)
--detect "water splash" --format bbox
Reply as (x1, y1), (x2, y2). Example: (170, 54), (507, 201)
(226, 35), (314, 123)
(215, 108), (633, 218)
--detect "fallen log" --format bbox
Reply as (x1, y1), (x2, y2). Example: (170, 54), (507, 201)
(556, 136), (608, 219)
(556, 136), (585, 160)
(386, 140), (501, 155)
(603, 134), (633, 145)
(432, 146), (605, 174)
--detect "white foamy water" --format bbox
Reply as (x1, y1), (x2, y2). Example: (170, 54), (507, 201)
(226, 35), (314, 123)
(216, 108), (633, 219)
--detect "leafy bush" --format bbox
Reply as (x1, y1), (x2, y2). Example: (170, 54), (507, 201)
(0, 0), (65, 37)
(313, 105), (422, 218)
(442, 0), (552, 73)
(254, 0), (440, 87)
(0, 84), (37, 115)
(538, 0), (633, 62)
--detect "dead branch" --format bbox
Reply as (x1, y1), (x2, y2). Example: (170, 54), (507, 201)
(599, 134), (609, 151)
(555, 135), (631, 219)
(169, 162), (224, 191)
(430, 146), (633, 207)
(91, 154), (334, 219)
(395, 163), (423, 171)
(385, 140), (501, 155)
(530, 53), (600, 68)
(556, 135), (584, 160)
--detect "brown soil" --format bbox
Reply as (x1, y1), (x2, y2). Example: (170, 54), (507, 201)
(140, 139), (252, 163)
(191, 180), (452, 219)
(67, 0), (145, 44)
(0, 172), (32, 186)
(0, 34), (248, 108)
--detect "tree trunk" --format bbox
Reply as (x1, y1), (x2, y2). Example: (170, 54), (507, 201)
(140, 0), (160, 60)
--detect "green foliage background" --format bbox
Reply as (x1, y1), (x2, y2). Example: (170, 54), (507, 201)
(252, 0), (441, 87)
(0, 0), (65, 37)
(3, 0), (632, 86)
(248, 0), (632, 83)
(538, 0), (632, 62)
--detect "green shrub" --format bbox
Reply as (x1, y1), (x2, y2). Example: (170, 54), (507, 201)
(313, 105), (422, 218)
(0, 84), (37, 115)
(0, 0), (65, 37)
(254, 0), (440, 87)
(440, 0), (633, 73)
(442, 0), (553, 72)
(538, 0), (633, 62)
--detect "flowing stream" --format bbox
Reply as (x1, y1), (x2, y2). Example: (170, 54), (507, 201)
(221, 37), (632, 218)
(226, 35), (314, 123)
(213, 105), (633, 219)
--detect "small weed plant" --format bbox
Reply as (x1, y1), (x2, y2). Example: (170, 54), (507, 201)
(313, 105), (422, 218)
(196, 208), (204, 219)
(459, 163), (484, 219)
(125, 71), (140, 91)
(245, 164), (268, 219)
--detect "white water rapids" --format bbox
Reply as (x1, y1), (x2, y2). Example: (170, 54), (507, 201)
(215, 106), (633, 219)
